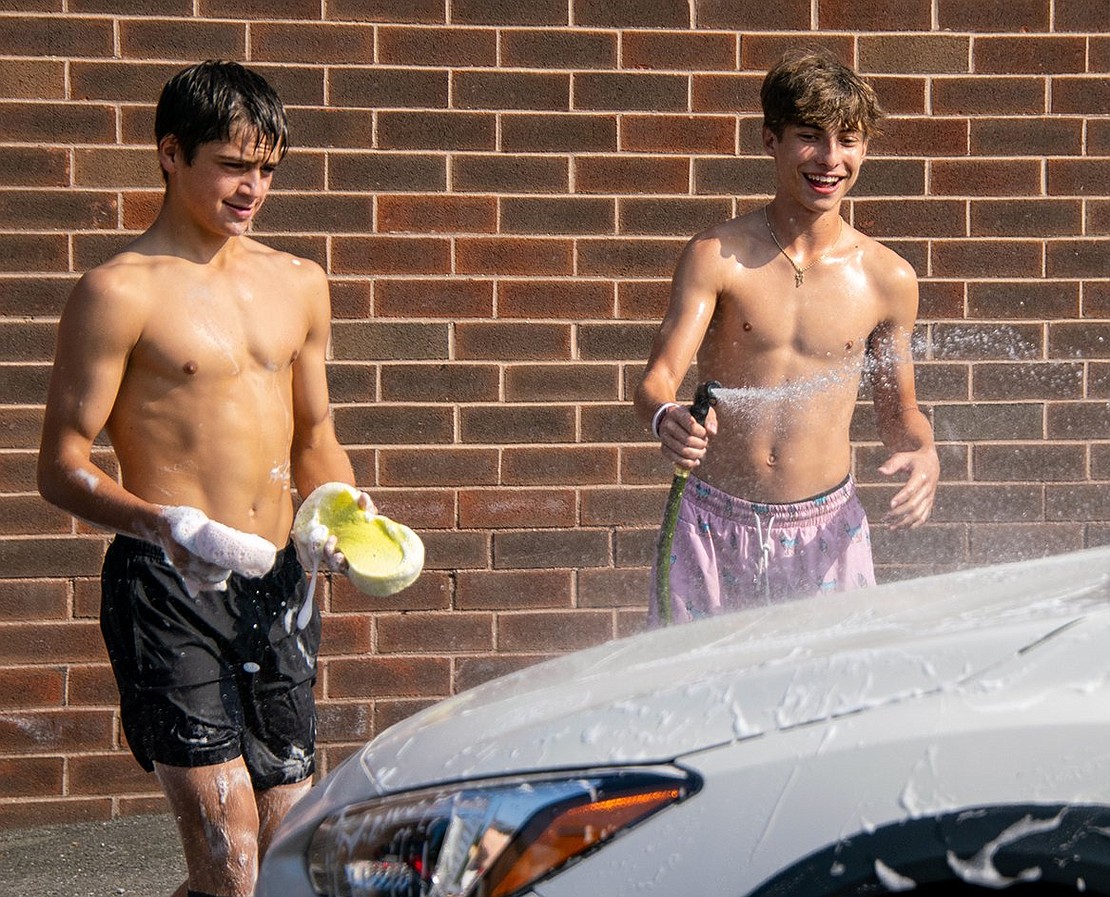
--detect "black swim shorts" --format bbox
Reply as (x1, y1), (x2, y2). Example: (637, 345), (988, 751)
(100, 534), (320, 790)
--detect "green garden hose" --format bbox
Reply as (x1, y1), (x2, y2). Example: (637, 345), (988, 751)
(655, 380), (720, 625)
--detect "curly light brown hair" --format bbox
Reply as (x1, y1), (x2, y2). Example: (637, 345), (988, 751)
(761, 48), (885, 140)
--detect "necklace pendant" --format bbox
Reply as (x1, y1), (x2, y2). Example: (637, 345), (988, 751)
(794, 270), (804, 288)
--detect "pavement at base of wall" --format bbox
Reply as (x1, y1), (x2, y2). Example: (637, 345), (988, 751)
(0, 813), (187, 897)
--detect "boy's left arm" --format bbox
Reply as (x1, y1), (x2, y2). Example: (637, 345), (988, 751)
(289, 264), (376, 571)
(869, 265), (939, 530)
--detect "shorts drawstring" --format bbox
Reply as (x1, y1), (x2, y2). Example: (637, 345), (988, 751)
(753, 513), (777, 602)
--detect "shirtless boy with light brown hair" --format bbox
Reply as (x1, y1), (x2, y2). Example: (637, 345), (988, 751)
(635, 48), (939, 624)
(38, 61), (369, 897)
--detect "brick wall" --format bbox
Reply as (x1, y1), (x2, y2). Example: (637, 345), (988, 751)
(0, 1), (1107, 825)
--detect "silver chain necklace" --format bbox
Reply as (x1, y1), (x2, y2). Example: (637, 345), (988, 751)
(763, 207), (843, 288)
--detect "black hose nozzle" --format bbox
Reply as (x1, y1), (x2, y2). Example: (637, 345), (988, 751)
(689, 380), (721, 425)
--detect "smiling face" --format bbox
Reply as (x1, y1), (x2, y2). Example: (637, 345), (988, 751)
(763, 122), (867, 213)
(158, 127), (279, 240)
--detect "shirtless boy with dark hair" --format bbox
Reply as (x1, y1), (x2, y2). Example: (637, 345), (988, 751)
(635, 49), (939, 624)
(38, 60), (368, 897)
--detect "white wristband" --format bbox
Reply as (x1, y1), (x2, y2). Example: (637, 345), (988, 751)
(651, 402), (681, 439)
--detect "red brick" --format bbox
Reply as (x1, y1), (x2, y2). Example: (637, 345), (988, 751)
(325, 0), (445, 23)
(622, 114), (735, 155)
(931, 322), (1043, 361)
(0, 708), (114, 753)
(379, 195), (496, 234)
(458, 489), (577, 529)
(850, 159), (926, 198)
(1047, 485), (1110, 522)
(456, 237), (574, 276)
(0, 667), (64, 708)
(581, 402), (652, 443)
(498, 280), (613, 320)
(331, 321), (449, 360)
(452, 154), (568, 193)
(868, 76), (928, 116)
(378, 111), (497, 151)
(316, 700), (373, 744)
(504, 363), (620, 402)
(452, 0), (565, 24)
(622, 30), (737, 72)
(1048, 403), (1110, 440)
(577, 237), (683, 278)
(974, 443), (1085, 482)
(916, 281), (965, 320)
(0, 59), (65, 99)
(331, 568), (453, 613)
(698, 0), (810, 30)
(931, 159), (1042, 198)
(285, 108), (375, 150)
(501, 446), (619, 486)
(938, 0), (1050, 31)
(968, 524), (1083, 565)
(327, 655), (451, 699)
(935, 77), (1047, 115)
(379, 361), (500, 402)
(971, 200), (1081, 237)
(0, 798), (112, 828)
(574, 73), (689, 112)
(578, 322), (655, 360)
(1047, 77), (1110, 117)
(1048, 160), (1110, 197)
(1054, 0), (1110, 31)
(617, 280), (670, 320)
(578, 567), (650, 608)
(334, 405), (453, 445)
(932, 402), (1044, 442)
(202, 0), (320, 14)
(1047, 241), (1110, 279)
(0, 537), (106, 580)
(575, 155), (689, 195)
(495, 609), (613, 652)
(974, 37), (1085, 75)
(579, 487), (663, 526)
(329, 67), (448, 109)
(0, 757), (63, 798)
(500, 29), (616, 69)
(252, 23), (375, 64)
(420, 530), (490, 569)
(460, 404), (576, 443)
(0, 101), (115, 144)
(369, 488), (457, 529)
(614, 525), (657, 566)
(377, 612), (492, 653)
(0, 146), (68, 187)
(859, 36), (970, 74)
(68, 753), (159, 796)
(332, 236), (452, 276)
(930, 240), (1043, 279)
(930, 483), (1044, 523)
(691, 73), (763, 114)
(694, 157), (774, 197)
(119, 19), (246, 60)
(501, 197), (614, 235)
(0, 15), (113, 57)
(968, 281), (1079, 320)
(378, 25), (496, 66)
(1086, 283), (1110, 318)
(257, 193), (376, 233)
(454, 71), (570, 111)
(878, 117), (969, 157)
(330, 152), (446, 192)
(854, 199), (965, 238)
(502, 113), (617, 153)
(66, 664), (119, 706)
(379, 447), (499, 486)
(0, 579), (66, 621)
(0, 495), (71, 535)
(574, 0), (689, 28)
(455, 322), (571, 360)
(820, 0), (931, 30)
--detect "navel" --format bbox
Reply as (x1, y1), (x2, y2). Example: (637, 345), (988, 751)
(767, 451), (778, 467)
(183, 360), (198, 376)
(743, 321), (753, 332)
(845, 340), (854, 351)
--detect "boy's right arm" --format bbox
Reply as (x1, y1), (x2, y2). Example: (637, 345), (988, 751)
(634, 235), (720, 470)
(38, 272), (179, 551)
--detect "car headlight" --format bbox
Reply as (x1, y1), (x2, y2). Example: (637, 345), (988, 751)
(306, 767), (698, 897)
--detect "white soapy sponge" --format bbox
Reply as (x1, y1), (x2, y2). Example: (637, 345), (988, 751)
(162, 506), (278, 591)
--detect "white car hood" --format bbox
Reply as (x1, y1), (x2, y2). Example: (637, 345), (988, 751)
(316, 547), (1110, 808)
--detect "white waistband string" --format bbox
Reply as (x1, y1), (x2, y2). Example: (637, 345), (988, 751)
(753, 513), (776, 603)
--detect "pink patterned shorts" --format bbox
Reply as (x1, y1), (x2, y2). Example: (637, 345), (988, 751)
(650, 475), (875, 626)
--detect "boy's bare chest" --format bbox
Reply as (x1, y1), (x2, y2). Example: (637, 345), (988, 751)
(709, 282), (882, 359)
(132, 280), (306, 383)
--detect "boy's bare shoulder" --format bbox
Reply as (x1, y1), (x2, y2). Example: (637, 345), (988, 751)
(683, 212), (764, 266)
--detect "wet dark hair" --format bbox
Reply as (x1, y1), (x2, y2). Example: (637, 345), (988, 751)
(761, 48), (885, 140)
(154, 60), (289, 170)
